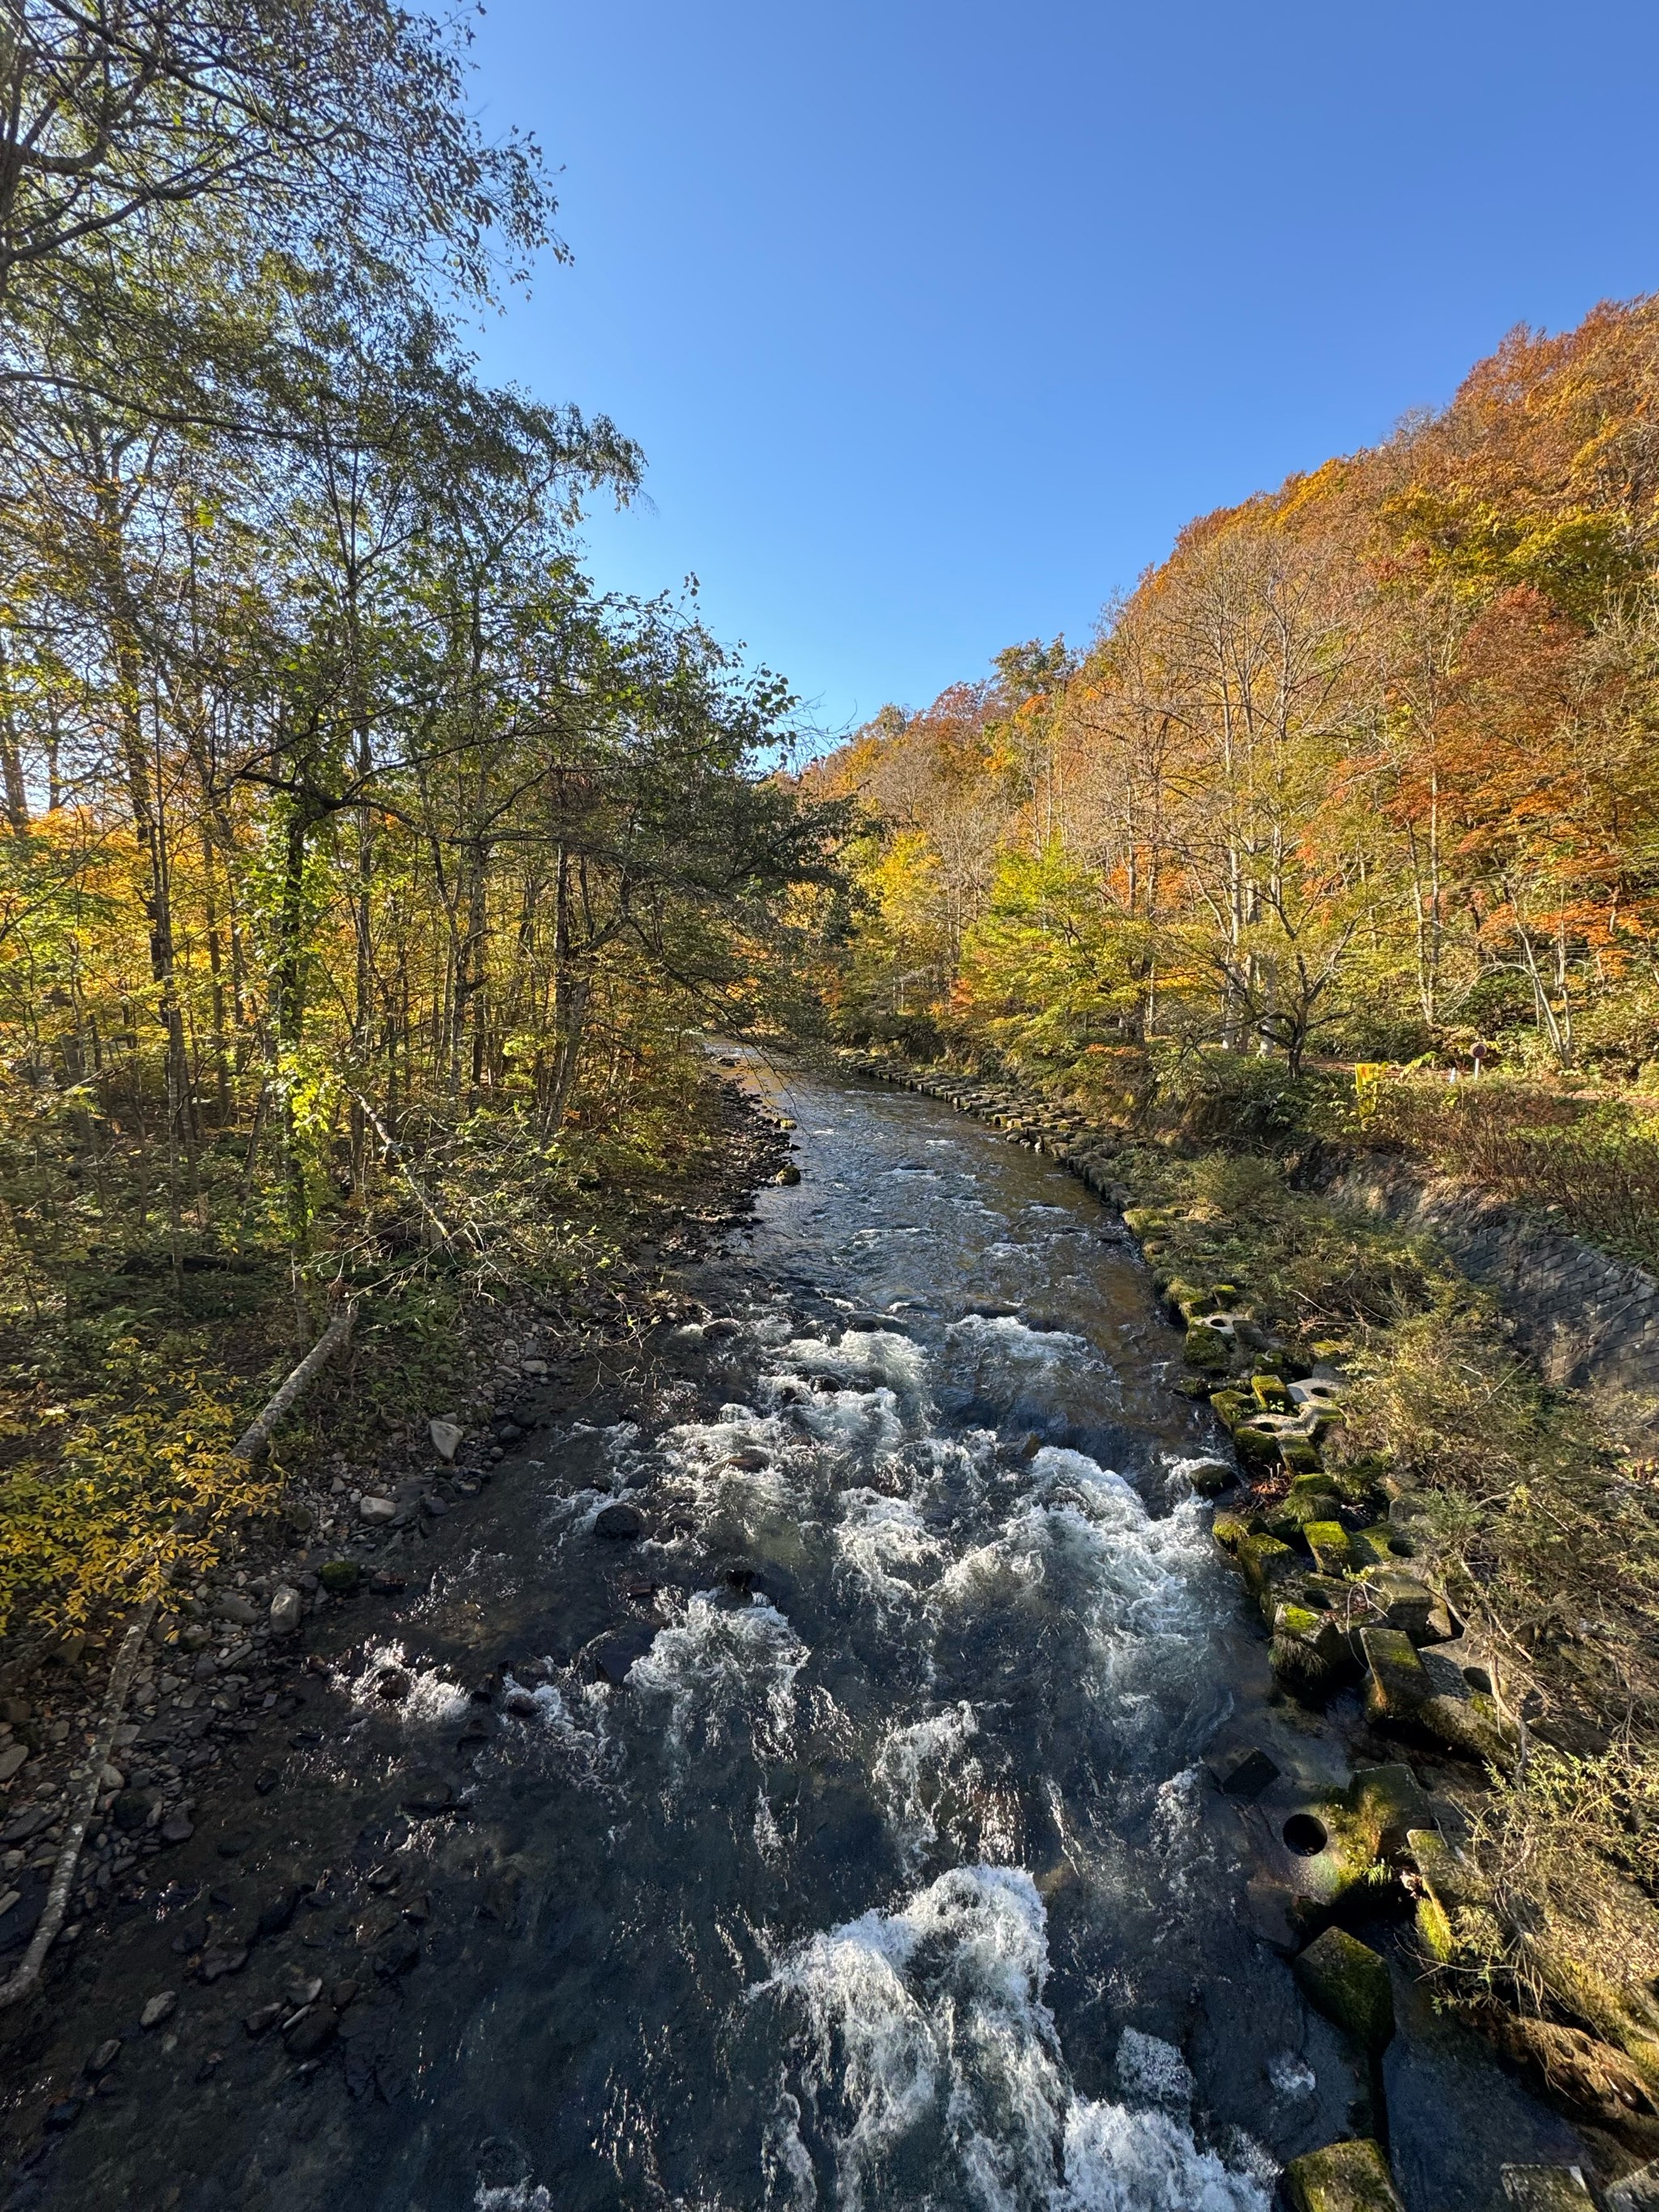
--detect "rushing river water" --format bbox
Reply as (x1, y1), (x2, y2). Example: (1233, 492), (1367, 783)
(10, 1059), (1595, 2212)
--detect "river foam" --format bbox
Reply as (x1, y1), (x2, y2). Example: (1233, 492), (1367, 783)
(757, 1865), (1271, 2212)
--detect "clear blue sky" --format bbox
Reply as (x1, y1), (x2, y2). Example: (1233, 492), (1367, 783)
(463, 0), (1659, 745)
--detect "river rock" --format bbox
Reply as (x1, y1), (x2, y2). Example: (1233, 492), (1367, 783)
(83, 2039), (122, 2078)
(359, 1495), (397, 1525)
(371, 1923), (421, 1977)
(139, 1990), (177, 2030)
(375, 1667), (412, 1702)
(215, 1593), (259, 1627)
(320, 1560), (360, 1594)
(158, 1811), (194, 1846)
(429, 1418), (463, 1462)
(399, 1774), (456, 1816)
(590, 1624), (656, 1685)
(1282, 2137), (1402, 2210)
(593, 1501), (644, 1541)
(198, 1944), (248, 1982)
(284, 2006), (337, 2057)
(112, 1790), (153, 1833)
(1293, 1926), (1395, 2051)
(269, 1586), (304, 1635)
(0, 1744), (28, 1783)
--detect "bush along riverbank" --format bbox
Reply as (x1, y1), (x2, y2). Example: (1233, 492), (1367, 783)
(0, 1070), (791, 2015)
(835, 1043), (1659, 2205)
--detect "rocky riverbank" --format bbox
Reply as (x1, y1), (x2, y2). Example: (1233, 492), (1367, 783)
(833, 1044), (1659, 2211)
(0, 1070), (793, 2099)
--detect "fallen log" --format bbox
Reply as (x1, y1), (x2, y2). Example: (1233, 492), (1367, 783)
(230, 1300), (356, 1462)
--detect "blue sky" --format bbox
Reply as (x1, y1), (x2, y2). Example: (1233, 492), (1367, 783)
(464, 0), (1659, 745)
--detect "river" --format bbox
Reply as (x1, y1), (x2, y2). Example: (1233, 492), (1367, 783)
(6, 1057), (1593, 2210)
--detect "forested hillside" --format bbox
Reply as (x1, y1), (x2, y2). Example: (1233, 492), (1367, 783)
(0, 0), (834, 1633)
(813, 298), (1659, 1095)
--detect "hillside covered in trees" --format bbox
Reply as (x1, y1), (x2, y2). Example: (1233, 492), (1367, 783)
(812, 297), (1659, 1098)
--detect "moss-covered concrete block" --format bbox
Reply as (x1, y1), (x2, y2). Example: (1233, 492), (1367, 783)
(1283, 2139), (1402, 2212)
(1282, 1438), (1324, 1475)
(1183, 1322), (1232, 1373)
(1495, 2169), (1593, 2209)
(1252, 1372), (1291, 1412)
(1360, 1626), (1431, 1722)
(1304, 1520), (1353, 1576)
(1238, 1531), (1298, 1597)
(1233, 1423), (1284, 1466)
(1352, 1765), (1434, 1859)
(1293, 1925), (1396, 2050)
(1350, 1523), (1404, 1569)
(1210, 1510), (1256, 1553)
(1121, 1206), (1169, 1239)
(1271, 1603), (1350, 1696)
(1209, 1387), (1252, 1430)
(1356, 1568), (1437, 1642)
(1267, 1489), (1345, 1542)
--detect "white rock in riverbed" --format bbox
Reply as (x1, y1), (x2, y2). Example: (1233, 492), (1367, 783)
(429, 1418), (463, 1462)
(269, 1586), (304, 1634)
(359, 1495), (397, 1524)
(140, 1992), (177, 2029)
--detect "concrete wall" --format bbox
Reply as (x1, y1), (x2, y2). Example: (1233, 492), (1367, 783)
(1325, 1152), (1659, 1401)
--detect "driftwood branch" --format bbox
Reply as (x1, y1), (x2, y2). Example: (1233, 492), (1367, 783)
(231, 1300), (356, 1462)
(0, 1603), (156, 2010)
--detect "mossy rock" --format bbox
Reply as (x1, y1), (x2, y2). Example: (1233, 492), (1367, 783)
(1183, 1323), (1232, 1373)
(1252, 1373), (1291, 1413)
(1283, 2138), (1402, 2212)
(1209, 1388), (1252, 1429)
(320, 1559), (361, 1595)
(1167, 1277), (1214, 1317)
(1304, 1520), (1353, 1577)
(1271, 1605), (1350, 1697)
(1211, 1282), (1240, 1307)
(1294, 1925), (1396, 2050)
(1237, 1531), (1298, 1597)
(1122, 1207), (1170, 1238)
(1210, 1510), (1256, 1553)
(1282, 1439), (1324, 1475)
(1233, 1424), (1283, 1466)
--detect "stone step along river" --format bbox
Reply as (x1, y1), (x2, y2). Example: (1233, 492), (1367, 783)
(2, 1055), (1597, 2212)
